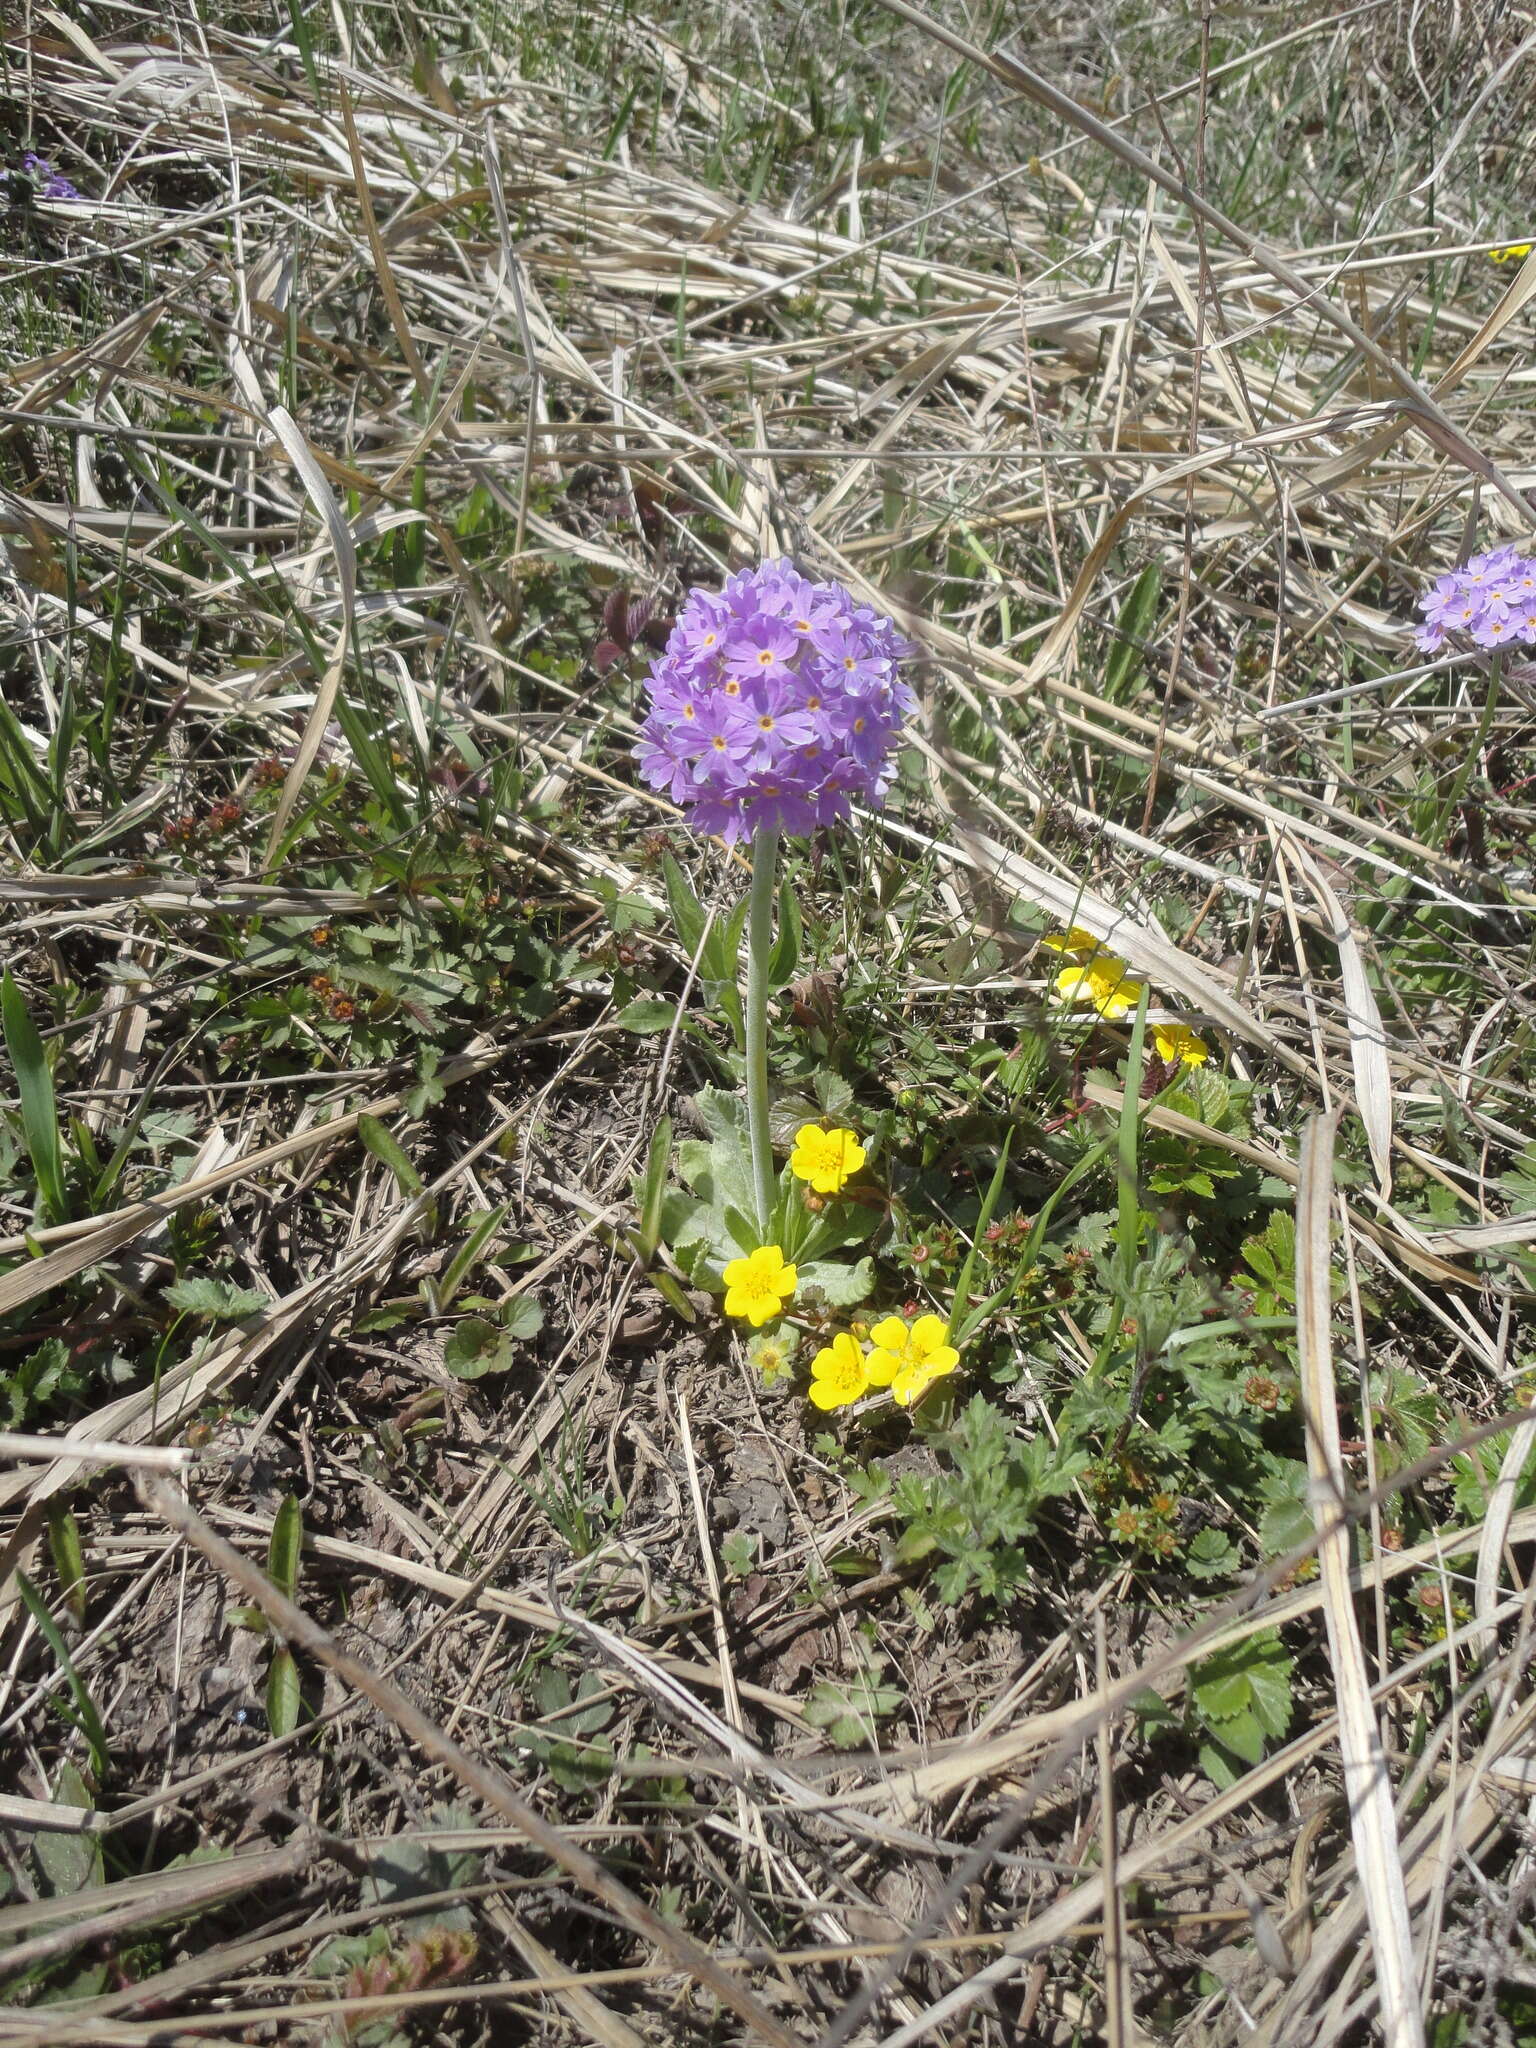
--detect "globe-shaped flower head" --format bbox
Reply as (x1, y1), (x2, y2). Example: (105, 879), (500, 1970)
(634, 561), (916, 841)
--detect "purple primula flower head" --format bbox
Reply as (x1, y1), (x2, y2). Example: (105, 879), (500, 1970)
(633, 560), (916, 842)
(21, 153), (80, 201)
(1415, 546), (1536, 653)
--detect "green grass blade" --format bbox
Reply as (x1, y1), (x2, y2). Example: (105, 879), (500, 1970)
(634, 1115), (673, 1264)
(17, 1571), (108, 1782)
(949, 1130), (1012, 1344)
(1, 971), (69, 1225)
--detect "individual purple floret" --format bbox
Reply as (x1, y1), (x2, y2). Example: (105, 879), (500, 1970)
(21, 152), (80, 201)
(1415, 546), (1536, 653)
(633, 561), (916, 841)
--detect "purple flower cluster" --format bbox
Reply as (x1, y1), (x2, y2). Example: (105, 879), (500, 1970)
(21, 154), (80, 202)
(1415, 547), (1536, 653)
(634, 561), (915, 841)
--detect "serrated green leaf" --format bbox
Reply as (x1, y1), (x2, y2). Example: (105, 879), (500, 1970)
(1186, 1527), (1238, 1580)
(1195, 1667), (1252, 1721)
(813, 1068), (855, 1121)
(164, 1276), (268, 1321)
(1209, 1704), (1265, 1764)
(798, 1256), (875, 1308)
(693, 1087), (747, 1143)
(1244, 1657), (1294, 1738)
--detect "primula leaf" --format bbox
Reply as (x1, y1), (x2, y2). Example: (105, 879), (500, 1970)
(661, 853), (707, 956)
(267, 1495), (302, 1602)
(35, 1763), (101, 1898)
(767, 881), (801, 990)
(617, 998), (678, 1035)
(266, 1648), (302, 1738)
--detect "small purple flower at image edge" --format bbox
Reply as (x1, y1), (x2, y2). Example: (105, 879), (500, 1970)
(1414, 544), (1536, 654)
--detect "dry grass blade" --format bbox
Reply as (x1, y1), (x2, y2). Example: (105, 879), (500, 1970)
(866, 0), (1532, 518)
(1473, 1411), (1536, 1653)
(136, 1477), (801, 2048)
(1294, 1112), (1423, 2048)
(1286, 841), (1395, 1200)
(5, 3), (1535, 2038)
(261, 404), (357, 861)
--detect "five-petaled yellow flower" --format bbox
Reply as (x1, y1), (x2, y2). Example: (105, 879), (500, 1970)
(1053, 951), (1145, 1021)
(790, 1123), (866, 1194)
(808, 1331), (871, 1410)
(722, 1245), (797, 1327)
(1491, 242), (1533, 262)
(1152, 1020), (1209, 1068)
(1040, 925), (1103, 958)
(864, 1313), (961, 1407)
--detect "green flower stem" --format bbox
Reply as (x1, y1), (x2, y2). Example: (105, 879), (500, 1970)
(744, 828), (779, 1238)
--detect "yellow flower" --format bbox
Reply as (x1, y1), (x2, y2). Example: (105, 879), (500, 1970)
(748, 1331), (796, 1386)
(789, 1123), (866, 1194)
(1053, 952), (1144, 1020)
(1152, 1020), (1209, 1068)
(808, 1332), (871, 1410)
(1491, 242), (1533, 262)
(864, 1313), (961, 1407)
(1039, 926), (1102, 958)
(722, 1245), (797, 1327)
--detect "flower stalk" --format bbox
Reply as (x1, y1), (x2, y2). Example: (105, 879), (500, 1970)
(744, 827), (779, 1236)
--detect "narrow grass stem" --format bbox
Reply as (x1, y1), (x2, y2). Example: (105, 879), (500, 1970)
(1439, 651), (1501, 842)
(744, 829), (779, 1239)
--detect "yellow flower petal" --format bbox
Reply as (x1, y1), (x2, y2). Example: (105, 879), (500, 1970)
(789, 1124), (867, 1194)
(1152, 1021), (1209, 1068)
(1052, 951), (1145, 1020)
(808, 1331), (870, 1410)
(721, 1246), (796, 1325)
(907, 1314), (953, 1356)
(1039, 926), (1103, 957)
(891, 1352), (959, 1407)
